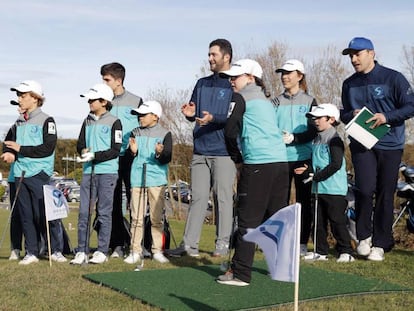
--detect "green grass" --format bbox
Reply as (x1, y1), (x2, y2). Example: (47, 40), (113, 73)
(0, 206), (413, 311)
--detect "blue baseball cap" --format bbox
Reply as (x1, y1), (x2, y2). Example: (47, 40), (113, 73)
(342, 37), (374, 55)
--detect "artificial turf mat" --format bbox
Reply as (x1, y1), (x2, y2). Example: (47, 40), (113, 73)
(84, 261), (409, 311)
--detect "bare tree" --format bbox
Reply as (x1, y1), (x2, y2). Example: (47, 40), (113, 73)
(402, 45), (414, 86)
(145, 86), (193, 145)
(246, 41), (289, 98)
(307, 46), (351, 104)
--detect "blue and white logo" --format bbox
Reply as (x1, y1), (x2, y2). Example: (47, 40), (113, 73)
(52, 189), (64, 208)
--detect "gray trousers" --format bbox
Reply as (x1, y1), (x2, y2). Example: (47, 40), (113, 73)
(183, 155), (236, 250)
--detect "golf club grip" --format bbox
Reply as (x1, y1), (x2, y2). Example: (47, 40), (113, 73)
(142, 163), (147, 188)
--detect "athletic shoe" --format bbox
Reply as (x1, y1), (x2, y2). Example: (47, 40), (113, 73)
(153, 252), (170, 263)
(70, 252), (88, 265)
(19, 254), (39, 265)
(9, 249), (20, 260)
(212, 247), (229, 257)
(300, 244), (308, 256)
(89, 251), (108, 264)
(165, 245), (186, 257)
(124, 252), (142, 264)
(110, 246), (124, 258)
(357, 237), (372, 256)
(303, 252), (328, 261)
(166, 245), (199, 257)
(216, 271), (249, 287)
(336, 253), (355, 263)
(51, 252), (67, 263)
(367, 247), (384, 261)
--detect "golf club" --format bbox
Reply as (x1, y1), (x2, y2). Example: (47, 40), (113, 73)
(0, 171), (25, 251)
(135, 163), (147, 272)
(81, 164), (95, 266)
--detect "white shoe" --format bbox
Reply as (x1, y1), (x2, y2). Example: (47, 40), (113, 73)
(357, 237), (372, 256)
(89, 251), (108, 264)
(336, 253), (355, 263)
(124, 252), (142, 264)
(367, 247), (384, 261)
(153, 252), (169, 264)
(9, 249), (20, 260)
(51, 252), (67, 263)
(300, 244), (308, 256)
(303, 252), (328, 261)
(19, 254), (39, 265)
(110, 246), (124, 258)
(70, 252), (88, 265)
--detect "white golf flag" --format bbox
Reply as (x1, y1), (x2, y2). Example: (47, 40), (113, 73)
(243, 203), (301, 283)
(43, 185), (69, 221)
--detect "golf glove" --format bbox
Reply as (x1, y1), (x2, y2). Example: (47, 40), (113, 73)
(282, 131), (294, 144)
(303, 173), (314, 184)
(76, 152), (95, 163)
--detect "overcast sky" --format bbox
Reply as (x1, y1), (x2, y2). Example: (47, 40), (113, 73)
(1, 0), (413, 138)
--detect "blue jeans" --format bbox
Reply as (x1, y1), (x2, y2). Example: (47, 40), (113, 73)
(77, 173), (118, 254)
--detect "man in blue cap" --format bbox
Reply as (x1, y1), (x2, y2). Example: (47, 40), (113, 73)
(340, 37), (414, 261)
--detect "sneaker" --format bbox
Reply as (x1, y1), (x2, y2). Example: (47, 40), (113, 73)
(19, 254), (39, 265)
(303, 252), (328, 261)
(336, 253), (355, 263)
(70, 252), (88, 265)
(110, 246), (124, 258)
(300, 244), (308, 256)
(367, 247), (384, 261)
(153, 252), (170, 263)
(357, 237), (372, 256)
(216, 271), (249, 287)
(124, 252), (142, 264)
(9, 249), (20, 260)
(89, 251), (108, 264)
(51, 252), (67, 263)
(212, 247), (229, 257)
(165, 245), (186, 257)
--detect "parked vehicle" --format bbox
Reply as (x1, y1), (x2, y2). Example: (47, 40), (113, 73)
(67, 186), (81, 203)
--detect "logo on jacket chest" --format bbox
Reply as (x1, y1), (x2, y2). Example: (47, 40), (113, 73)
(370, 86), (385, 99)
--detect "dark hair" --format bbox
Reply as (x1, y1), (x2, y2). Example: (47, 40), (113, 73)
(254, 77), (271, 98)
(209, 39), (233, 63)
(98, 98), (112, 111)
(100, 62), (126, 83)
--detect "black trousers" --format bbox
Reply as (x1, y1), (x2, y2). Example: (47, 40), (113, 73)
(288, 160), (312, 244)
(232, 162), (289, 283)
(110, 154), (134, 249)
(350, 144), (402, 251)
(313, 193), (353, 255)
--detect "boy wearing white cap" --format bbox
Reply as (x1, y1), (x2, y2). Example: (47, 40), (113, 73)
(294, 103), (354, 262)
(71, 83), (122, 265)
(217, 59), (289, 286)
(1, 80), (66, 264)
(124, 101), (172, 264)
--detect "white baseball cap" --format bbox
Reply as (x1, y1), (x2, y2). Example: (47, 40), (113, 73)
(131, 100), (163, 118)
(276, 59), (305, 74)
(306, 103), (340, 121)
(80, 83), (114, 102)
(220, 59), (263, 79)
(10, 80), (44, 98)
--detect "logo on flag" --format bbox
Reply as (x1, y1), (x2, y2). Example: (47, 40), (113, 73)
(43, 185), (69, 221)
(243, 203), (301, 283)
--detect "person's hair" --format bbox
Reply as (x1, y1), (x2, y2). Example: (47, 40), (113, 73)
(254, 77), (271, 98)
(298, 73), (308, 93)
(100, 62), (126, 83)
(29, 91), (45, 107)
(209, 39), (233, 63)
(96, 98), (112, 111)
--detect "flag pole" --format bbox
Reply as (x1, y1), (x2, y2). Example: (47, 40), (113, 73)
(294, 203), (301, 311)
(46, 219), (52, 268)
